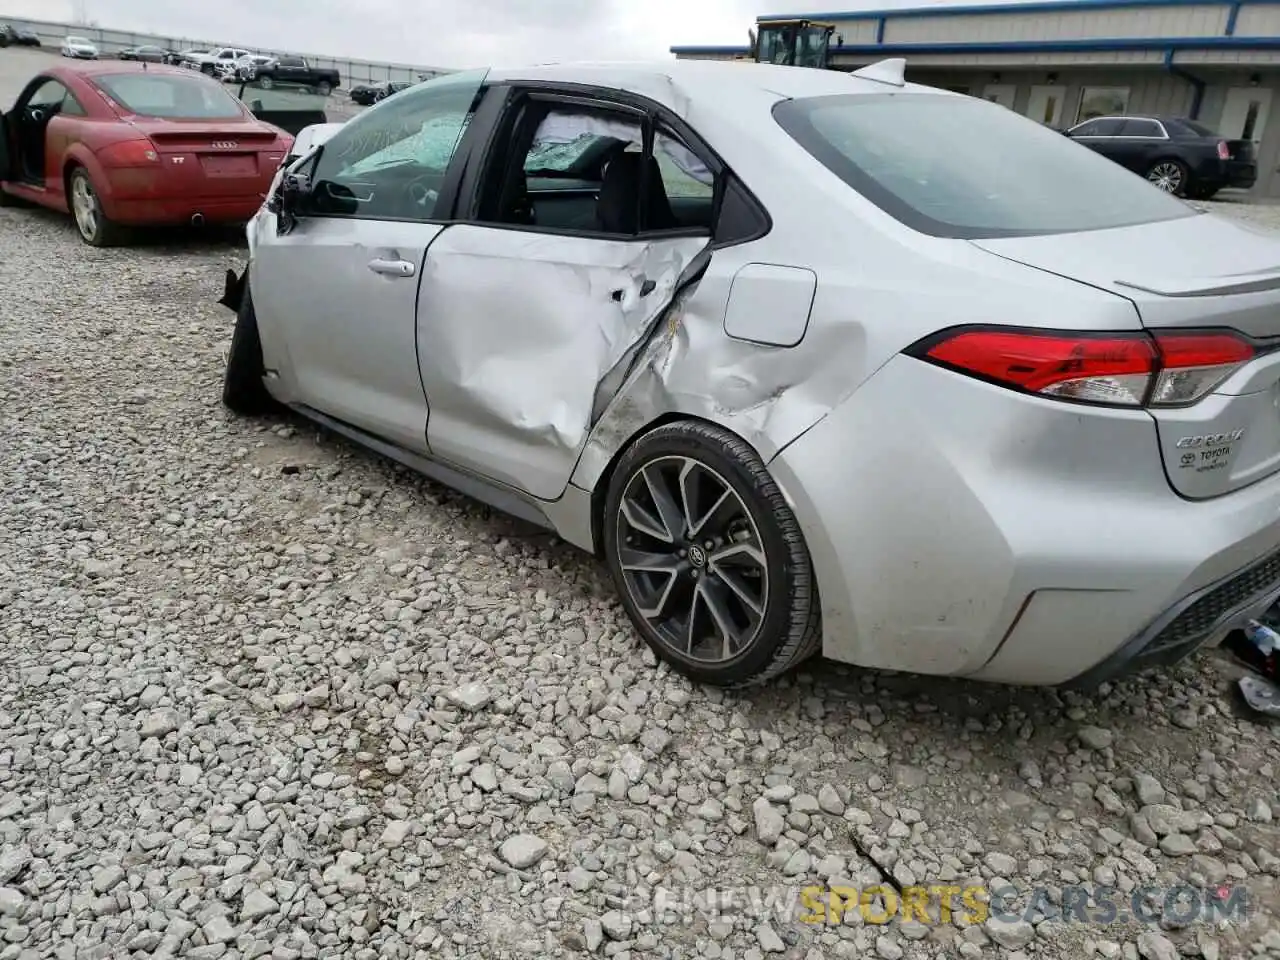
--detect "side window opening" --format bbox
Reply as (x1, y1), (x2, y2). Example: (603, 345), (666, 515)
(477, 98), (719, 237)
(479, 102), (645, 234)
(306, 69), (489, 221)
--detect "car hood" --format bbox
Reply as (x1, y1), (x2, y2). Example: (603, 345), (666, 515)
(970, 208), (1280, 337)
(291, 121), (343, 157)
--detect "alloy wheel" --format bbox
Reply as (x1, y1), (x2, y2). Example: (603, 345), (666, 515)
(615, 455), (769, 664)
(71, 175), (98, 241)
(1147, 162), (1184, 193)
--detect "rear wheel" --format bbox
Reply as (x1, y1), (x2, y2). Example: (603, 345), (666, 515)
(258, 74), (274, 90)
(317, 80), (332, 96)
(69, 167), (126, 247)
(1146, 159), (1188, 195)
(602, 421), (822, 688)
(222, 277), (279, 416)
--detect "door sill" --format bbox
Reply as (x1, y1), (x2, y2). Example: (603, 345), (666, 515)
(290, 403), (558, 531)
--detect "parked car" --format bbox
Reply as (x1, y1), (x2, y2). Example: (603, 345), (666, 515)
(1065, 114), (1256, 199)
(235, 54), (276, 83)
(0, 61), (293, 246)
(376, 80), (413, 102)
(348, 83), (381, 106)
(0, 24), (41, 47)
(183, 47), (251, 76)
(220, 61), (1280, 689)
(253, 56), (340, 96)
(350, 80), (413, 106)
(60, 36), (98, 59)
(117, 45), (167, 63)
(165, 48), (206, 66)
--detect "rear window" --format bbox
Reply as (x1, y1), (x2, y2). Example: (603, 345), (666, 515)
(773, 93), (1197, 239)
(94, 73), (245, 119)
(1167, 118), (1217, 138)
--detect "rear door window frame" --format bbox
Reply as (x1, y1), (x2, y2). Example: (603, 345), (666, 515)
(453, 80), (770, 248)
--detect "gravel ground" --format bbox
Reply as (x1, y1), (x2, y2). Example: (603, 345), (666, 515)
(2, 196), (1280, 960)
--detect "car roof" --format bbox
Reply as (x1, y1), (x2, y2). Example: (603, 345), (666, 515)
(485, 59), (947, 107)
(1079, 114), (1198, 125)
(55, 60), (195, 79)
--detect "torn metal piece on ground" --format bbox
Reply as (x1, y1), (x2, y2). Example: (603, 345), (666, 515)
(1238, 675), (1280, 718)
(218, 268), (246, 312)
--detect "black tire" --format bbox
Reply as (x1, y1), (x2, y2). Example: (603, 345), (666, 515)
(602, 420), (822, 688)
(1146, 159), (1189, 196)
(222, 278), (279, 416)
(258, 74), (274, 90)
(317, 80), (332, 96)
(68, 167), (127, 247)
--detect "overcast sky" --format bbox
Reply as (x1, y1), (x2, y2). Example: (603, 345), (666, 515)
(0, 0), (1022, 68)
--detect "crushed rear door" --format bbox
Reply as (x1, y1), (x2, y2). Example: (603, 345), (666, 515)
(974, 210), (1280, 499)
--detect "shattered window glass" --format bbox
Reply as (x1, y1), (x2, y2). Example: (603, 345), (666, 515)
(308, 68), (489, 220)
(342, 113), (472, 176)
(525, 134), (601, 173)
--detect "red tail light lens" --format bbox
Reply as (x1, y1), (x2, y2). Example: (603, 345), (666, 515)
(1217, 140), (1231, 160)
(910, 327), (1254, 407)
(98, 138), (159, 166)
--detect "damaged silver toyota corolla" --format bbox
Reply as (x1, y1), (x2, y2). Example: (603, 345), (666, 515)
(221, 58), (1280, 689)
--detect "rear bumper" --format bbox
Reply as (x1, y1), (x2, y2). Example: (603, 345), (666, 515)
(109, 196), (264, 225)
(111, 195), (266, 225)
(768, 353), (1280, 685)
(98, 166), (274, 225)
(1069, 546), (1280, 687)
(1195, 157), (1257, 190)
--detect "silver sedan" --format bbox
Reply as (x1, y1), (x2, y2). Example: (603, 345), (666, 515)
(220, 59), (1280, 688)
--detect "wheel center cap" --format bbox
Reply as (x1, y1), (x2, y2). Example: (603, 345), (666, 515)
(687, 544), (707, 568)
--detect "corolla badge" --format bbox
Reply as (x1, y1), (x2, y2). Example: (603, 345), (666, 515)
(1175, 429), (1244, 449)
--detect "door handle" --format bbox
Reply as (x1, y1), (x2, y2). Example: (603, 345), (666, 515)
(368, 258), (415, 278)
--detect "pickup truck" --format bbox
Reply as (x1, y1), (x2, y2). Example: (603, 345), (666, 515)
(254, 56), (342, 96)
(183, 46), (252, 75)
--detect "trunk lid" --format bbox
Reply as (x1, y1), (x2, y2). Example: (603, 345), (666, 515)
(129, 119), (285, 196)
(973, 211), (1280, 500)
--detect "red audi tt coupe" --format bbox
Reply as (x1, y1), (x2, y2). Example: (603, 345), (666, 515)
(0, 60), (294, 245)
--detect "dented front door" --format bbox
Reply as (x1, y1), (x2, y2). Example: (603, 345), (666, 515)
(418, 225), (708, 501)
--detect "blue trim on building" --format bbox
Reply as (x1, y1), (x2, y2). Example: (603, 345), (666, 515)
(757, 0), (1249, 22)
(1225, 0), (1243, 33)
(874, 17), (885, 44)
(669, 35), (1280, 55)
(1163, 48), (1206, 118)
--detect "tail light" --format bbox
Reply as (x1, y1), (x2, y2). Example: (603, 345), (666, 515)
(98, 138), (159, 166)
(908, 327), (1254, 408)
(1217, 140), (1231, 160)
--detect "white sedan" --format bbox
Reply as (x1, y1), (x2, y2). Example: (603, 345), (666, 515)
(218, 59), (1280, 689)
(59, 35), (97, 58)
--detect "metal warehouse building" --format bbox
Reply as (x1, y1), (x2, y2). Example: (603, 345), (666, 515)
(670, 0), (1280, 199)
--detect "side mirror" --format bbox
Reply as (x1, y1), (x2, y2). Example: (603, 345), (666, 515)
(269, 171), (312, 234)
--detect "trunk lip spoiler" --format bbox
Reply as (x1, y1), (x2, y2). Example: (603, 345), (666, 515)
(1115, 270), (1280, 299)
